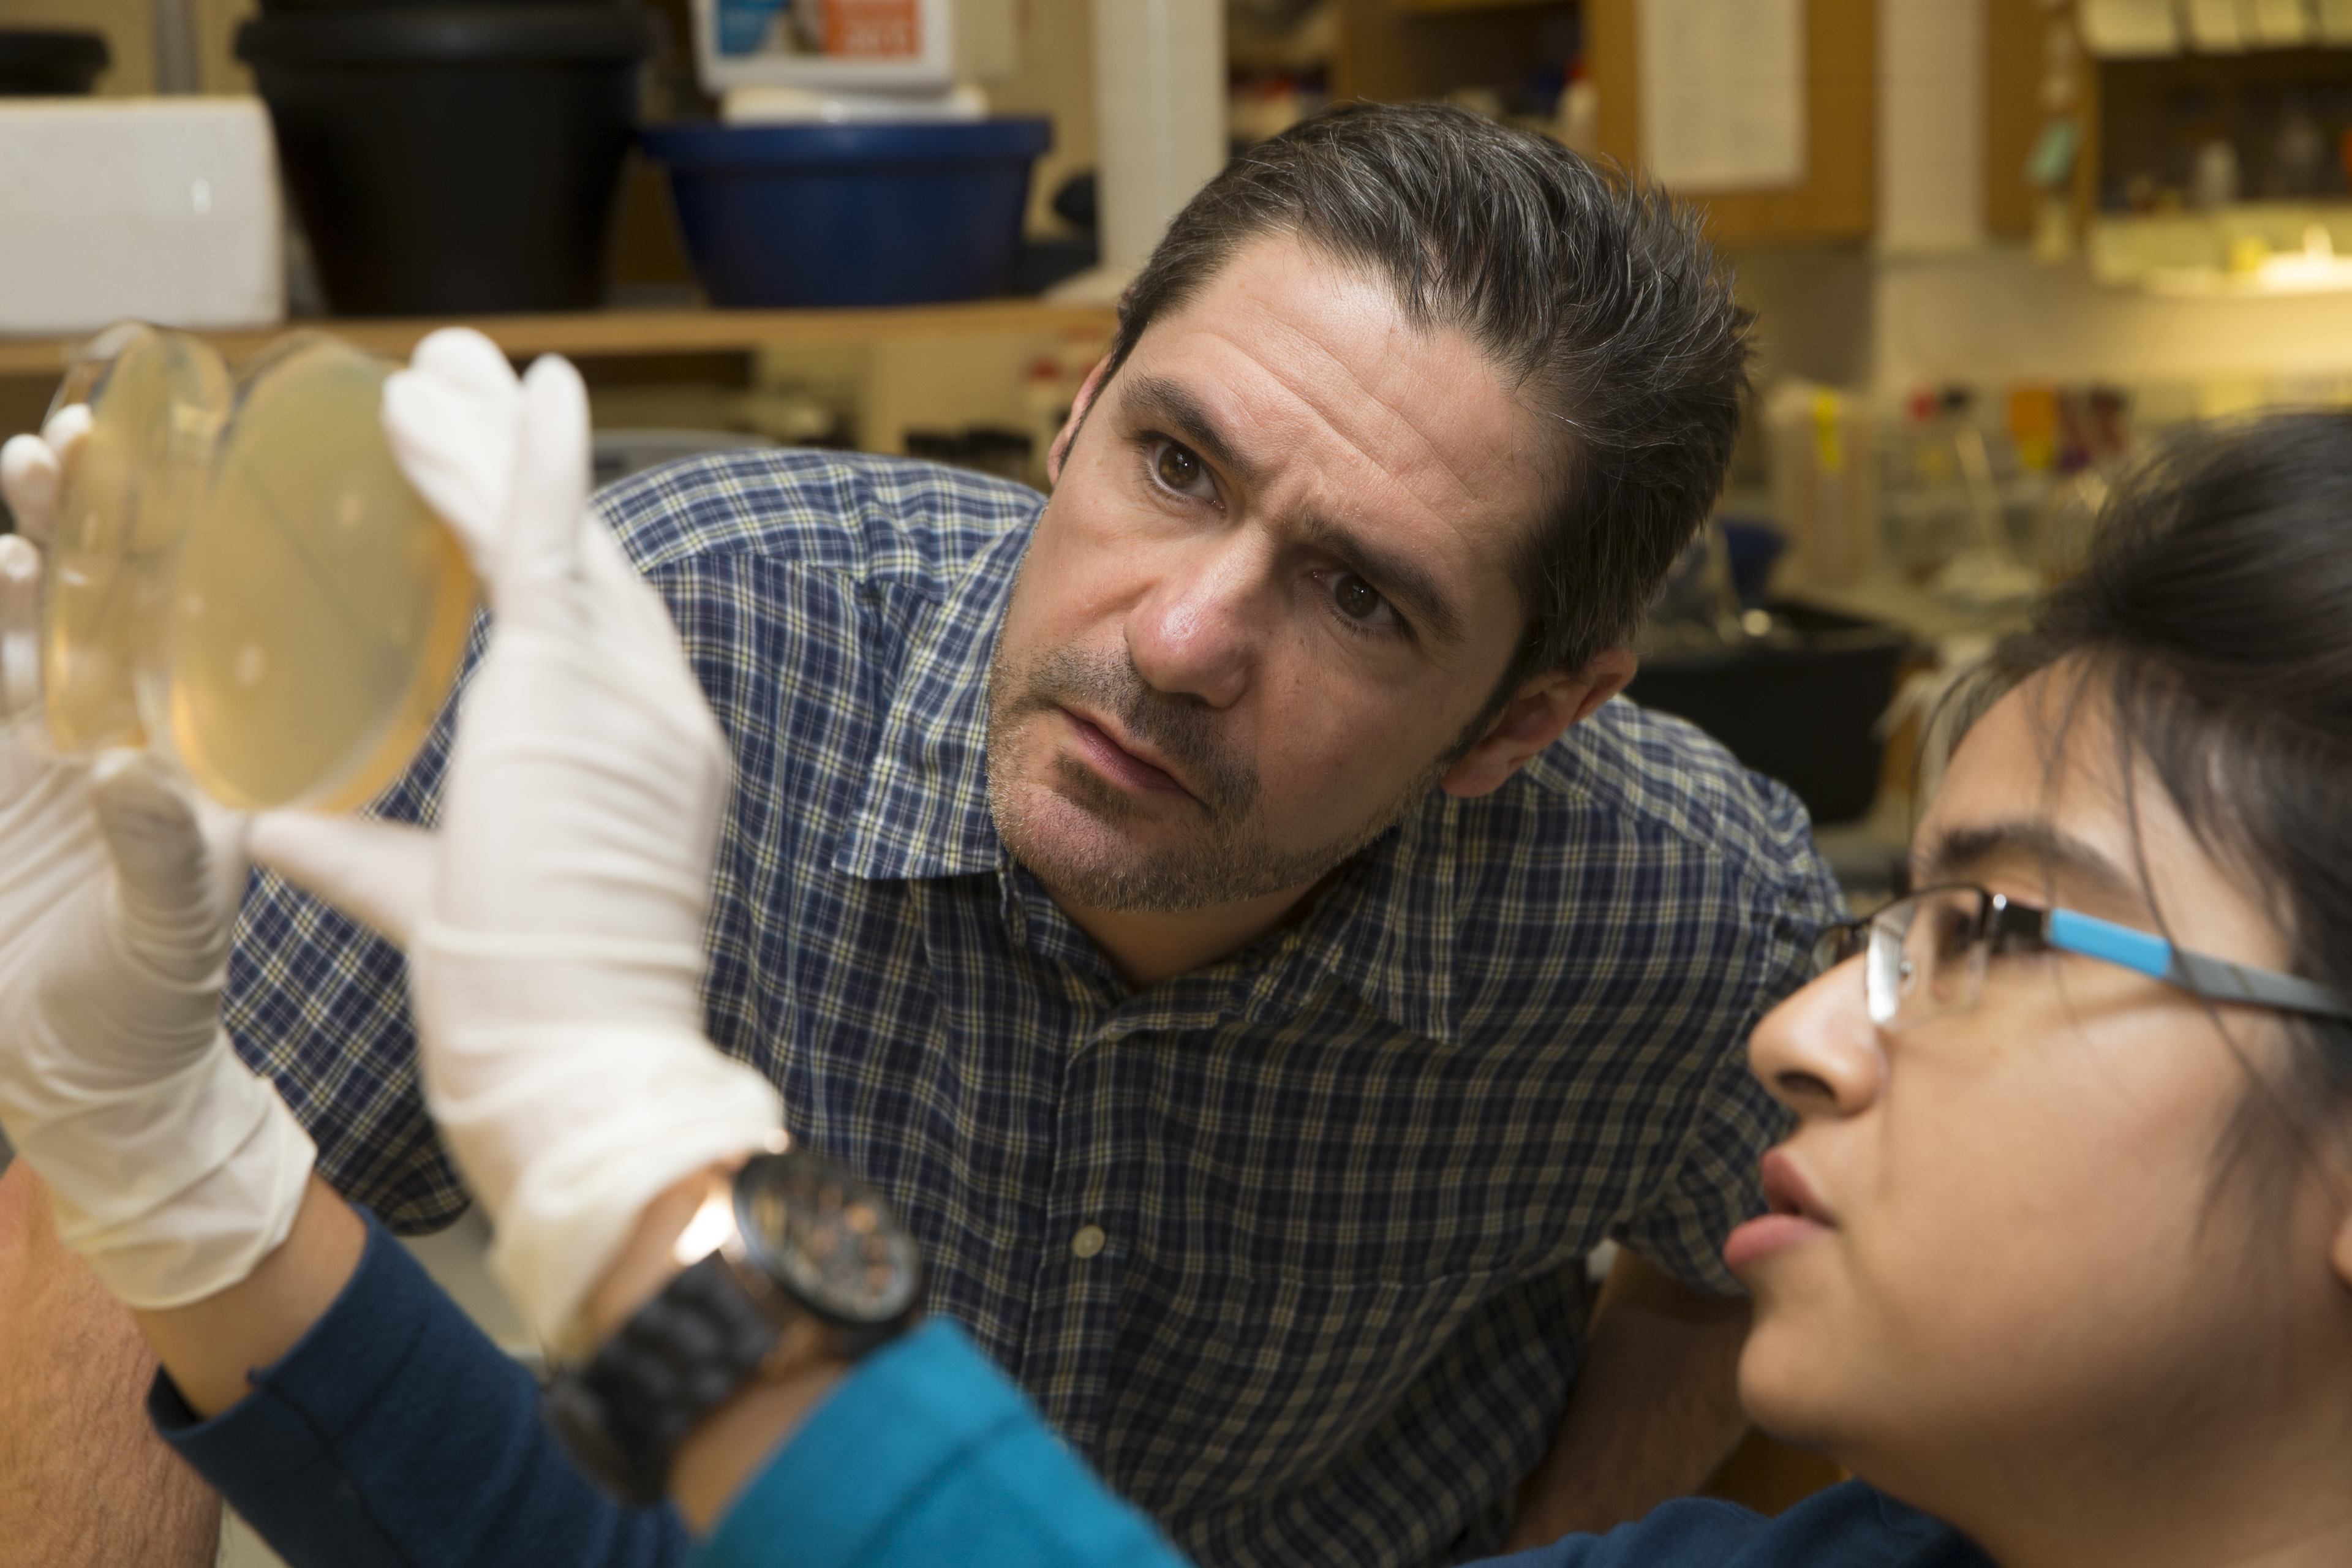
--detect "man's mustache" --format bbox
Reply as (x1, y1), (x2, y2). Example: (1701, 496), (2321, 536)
(1008, 647), (1257, 819)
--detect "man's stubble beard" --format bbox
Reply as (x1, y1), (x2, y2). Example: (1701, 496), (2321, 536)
(984, 641), (1450, 915)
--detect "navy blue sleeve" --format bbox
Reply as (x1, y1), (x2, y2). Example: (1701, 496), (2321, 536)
(150, 1208), (689, 1568)
(1478, 1483), (1991, 1568)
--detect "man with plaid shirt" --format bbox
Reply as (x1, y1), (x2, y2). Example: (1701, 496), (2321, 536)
(1, 105), (1839, 1568)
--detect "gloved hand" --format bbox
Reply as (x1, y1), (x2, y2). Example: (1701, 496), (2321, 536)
(252, 330), (782, 1354)
(0, 413), (315, 1310)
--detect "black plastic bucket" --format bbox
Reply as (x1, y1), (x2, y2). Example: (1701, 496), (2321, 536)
(1626, 605), (1912, 825)
(0, 30), (109, 96)
(237, 7), (657, 315)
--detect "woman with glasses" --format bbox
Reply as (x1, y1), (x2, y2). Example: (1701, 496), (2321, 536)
(1711, 416), (2352, 1565)
(2, 346), (2347, 1568)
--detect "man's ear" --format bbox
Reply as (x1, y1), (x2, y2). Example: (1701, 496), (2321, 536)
(1045, 354), (1115, 486)
(1439, 646), (1638, 799)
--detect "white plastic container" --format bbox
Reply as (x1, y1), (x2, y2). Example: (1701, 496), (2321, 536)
(0, 97), (284, 336)
(1091, 0), (1226, 271)
(692, 0), (1016, 118)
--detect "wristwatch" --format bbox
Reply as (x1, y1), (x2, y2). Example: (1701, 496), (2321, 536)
(544, 1142), (924, 1505)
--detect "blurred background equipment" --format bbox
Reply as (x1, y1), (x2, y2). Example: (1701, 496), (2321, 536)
(645, 0), (1053, 306)
(0, 95), (284, 334)
(642, 117), (1052, 305)
(903, 423), (1032, 480)
(592, 425), (779, 486)
(1081, 0), (1227, 281)
(149, 0), (200, 92)
(0, 27), (110, 96)
(1636, 510), (1911, 831)
(1630, 598), (1913, 827)
(690, 0), (1018, 120)
(1765, 380), (1880, 592)
(236, 3), (659, 314)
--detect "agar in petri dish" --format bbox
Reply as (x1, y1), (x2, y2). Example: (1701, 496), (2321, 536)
(36, 323), (478, 811)
(42, 323), (230, 758)
(159, 334), (477, 812)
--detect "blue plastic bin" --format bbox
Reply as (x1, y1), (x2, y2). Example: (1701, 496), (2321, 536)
(641, 118), (1054, 308)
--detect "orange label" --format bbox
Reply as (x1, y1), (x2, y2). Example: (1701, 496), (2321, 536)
(824, 0), (921, 58)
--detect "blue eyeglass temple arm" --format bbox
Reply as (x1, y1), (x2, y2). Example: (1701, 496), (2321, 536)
(2040, 907), (2352, 1023)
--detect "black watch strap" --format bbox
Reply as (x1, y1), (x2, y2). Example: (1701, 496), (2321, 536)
(543, 1252), (787, 1506)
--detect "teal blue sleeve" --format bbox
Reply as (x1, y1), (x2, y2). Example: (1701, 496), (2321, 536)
(694, 1321), (1186, 1568)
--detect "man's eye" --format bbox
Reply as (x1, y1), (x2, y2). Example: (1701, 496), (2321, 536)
(1150, 439), (1217, 502)
(1326, 571), (1401, 633)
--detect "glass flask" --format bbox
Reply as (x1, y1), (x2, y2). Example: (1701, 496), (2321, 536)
(12, 322), (477, 812)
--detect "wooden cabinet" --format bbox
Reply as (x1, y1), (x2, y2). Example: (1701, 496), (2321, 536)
(1983, 0), (2049, 237)
(1585, 0), (1877, 244)
(1983, 2), (2352, 284)
(1330, 0), (1579, 105)
(1329, 0), (1877, 247)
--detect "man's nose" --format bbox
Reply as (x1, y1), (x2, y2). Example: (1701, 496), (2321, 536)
(1747, 958), (1886, 1120)
(1124, 535), (1265, 710)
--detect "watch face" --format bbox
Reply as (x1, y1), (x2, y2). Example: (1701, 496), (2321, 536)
(736, 1150), (922, 1325)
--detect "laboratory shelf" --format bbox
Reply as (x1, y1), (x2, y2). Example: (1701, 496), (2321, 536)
(0, 300), (1118, 379)
(1392, 0), (1573, 13)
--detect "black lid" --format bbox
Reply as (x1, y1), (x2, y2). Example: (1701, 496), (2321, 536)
(238, 6), (657, 65)
(0, 29), (110, 94)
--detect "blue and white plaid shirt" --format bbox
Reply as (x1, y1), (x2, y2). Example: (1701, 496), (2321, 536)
(225, 451), (1842, 1568)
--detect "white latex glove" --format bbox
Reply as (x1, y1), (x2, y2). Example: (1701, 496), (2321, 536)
(0, 403), (85, 721)
(0, 415), (315, 1310)
(251, 330), (782, 1352)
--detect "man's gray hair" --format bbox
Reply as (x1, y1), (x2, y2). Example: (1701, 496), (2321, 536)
(1105, 101), (1753, 688)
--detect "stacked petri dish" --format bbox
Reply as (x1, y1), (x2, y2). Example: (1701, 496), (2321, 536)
(12, 321), (477, 811)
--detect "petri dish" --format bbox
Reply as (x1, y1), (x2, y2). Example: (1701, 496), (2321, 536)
(159, 334), (477, 811)
(34, 323), (478, 812)
(41, 322), (231, 757)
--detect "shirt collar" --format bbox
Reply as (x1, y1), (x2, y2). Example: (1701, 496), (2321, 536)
(831, 522), (1027, 883)
(1286, 793), (1461, 1044)
(1072, 799), (1464, 1047)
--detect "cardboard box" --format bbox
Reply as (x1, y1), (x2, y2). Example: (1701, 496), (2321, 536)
(0, 97), (284, 336)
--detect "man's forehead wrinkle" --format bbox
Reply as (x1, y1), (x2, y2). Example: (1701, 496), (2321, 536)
(1207, 339), (1502, 617)
(1117, 330), (1498, 623)
(1190, 308), (1520, 545)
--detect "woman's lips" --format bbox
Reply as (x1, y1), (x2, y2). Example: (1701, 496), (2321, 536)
(1758, 1148), (1835, 1224)
(1724, 1148), (1836, 1275)
(1722, 1212), (1829, 1275)
(1063, 711), (1190, 797)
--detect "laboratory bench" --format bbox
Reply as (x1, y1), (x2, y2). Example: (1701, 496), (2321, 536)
(0, 300), (1121, 491)
(0, 301), (1119, 380)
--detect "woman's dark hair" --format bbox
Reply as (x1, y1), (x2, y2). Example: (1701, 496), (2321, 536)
(1950, 411), (2352, 1202)
(1102, 101), (1753, 692)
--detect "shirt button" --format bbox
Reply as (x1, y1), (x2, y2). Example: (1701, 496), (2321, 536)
(1069, 1224), (1107, 1259)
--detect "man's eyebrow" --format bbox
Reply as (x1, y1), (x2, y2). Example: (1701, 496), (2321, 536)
(1117, 375), (1265, 489)
(1116, 372), (1468, 649)
(1292, 509), (1467, 649)
(1914, 820), (2147, 911)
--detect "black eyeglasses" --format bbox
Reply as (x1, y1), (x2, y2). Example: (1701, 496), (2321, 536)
(1810, 884), (2352, 1031)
